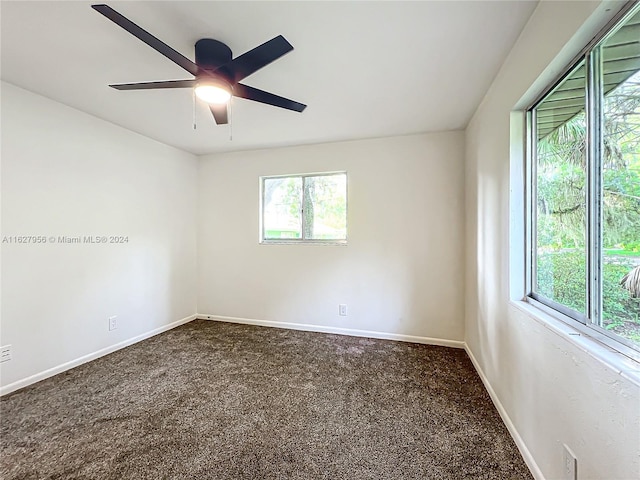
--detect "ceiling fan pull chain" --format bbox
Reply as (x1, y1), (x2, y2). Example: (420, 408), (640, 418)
(192, 90), (197, 130)
(229, 97), (233, 141)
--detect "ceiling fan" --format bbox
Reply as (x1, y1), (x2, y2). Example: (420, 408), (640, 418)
(92, 4), (306, 125)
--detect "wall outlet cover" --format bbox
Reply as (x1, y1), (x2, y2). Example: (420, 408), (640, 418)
(1, 345), (12, 363)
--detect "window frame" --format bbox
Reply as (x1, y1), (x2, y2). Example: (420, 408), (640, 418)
(259, 171), (348, 245)
(525, 2), (640, 362)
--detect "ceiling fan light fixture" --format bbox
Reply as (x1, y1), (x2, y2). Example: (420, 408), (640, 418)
(194, 80), (231, 104)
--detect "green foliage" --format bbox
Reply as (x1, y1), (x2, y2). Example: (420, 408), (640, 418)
(263, 174), (346, 240)
(536, 72), (640, 250)
(537, 252), (586, 313)
(621, 241), (640, 253)
(602, 261), (639, 326)
(537, 252), (640, 334)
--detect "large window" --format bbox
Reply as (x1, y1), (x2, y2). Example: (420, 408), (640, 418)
(261, 172), (347, 243)
(528, 3), (640, 359)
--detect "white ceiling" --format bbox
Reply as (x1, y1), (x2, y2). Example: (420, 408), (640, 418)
(1, 1), (537, 155)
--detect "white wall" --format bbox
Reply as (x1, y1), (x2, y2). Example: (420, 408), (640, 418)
(198, 133), (465, 343)
(465, 1), (640, 479)
(0, 82), (198, 391)
(7, 3), (639, 474)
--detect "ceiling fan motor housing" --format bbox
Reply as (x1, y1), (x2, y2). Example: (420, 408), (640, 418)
(195, 39), (232, 73)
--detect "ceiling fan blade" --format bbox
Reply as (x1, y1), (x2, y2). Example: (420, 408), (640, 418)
(225, 35), (293, 83)
(210, 104), (229, 125)
(92, 4), (200, 77)
(110, 79), (196, 90)
(234, 84), (306, 112)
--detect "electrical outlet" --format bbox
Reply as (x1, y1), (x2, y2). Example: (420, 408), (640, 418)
(562, 444), (577, 480)
(0, 345), (12, 363)
(339, 304), (348, 316)
(108, 315), (118, 331)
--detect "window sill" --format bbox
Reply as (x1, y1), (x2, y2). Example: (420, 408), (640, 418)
(260, 240), (347, 246)
(510, 299), (640, 388)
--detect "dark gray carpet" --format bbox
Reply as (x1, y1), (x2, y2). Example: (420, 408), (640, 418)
(1, 320), (532, 479)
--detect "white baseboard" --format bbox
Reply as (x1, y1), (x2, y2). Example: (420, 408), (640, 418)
(2, 312), (539, 479)
(464, 345), (544, 480)
(0, 314), (197, 396)
(198, 314), (465, 349)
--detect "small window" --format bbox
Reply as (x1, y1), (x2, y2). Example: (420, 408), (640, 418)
(261, 172), (347, 243)
(527, 3), (640, 359)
